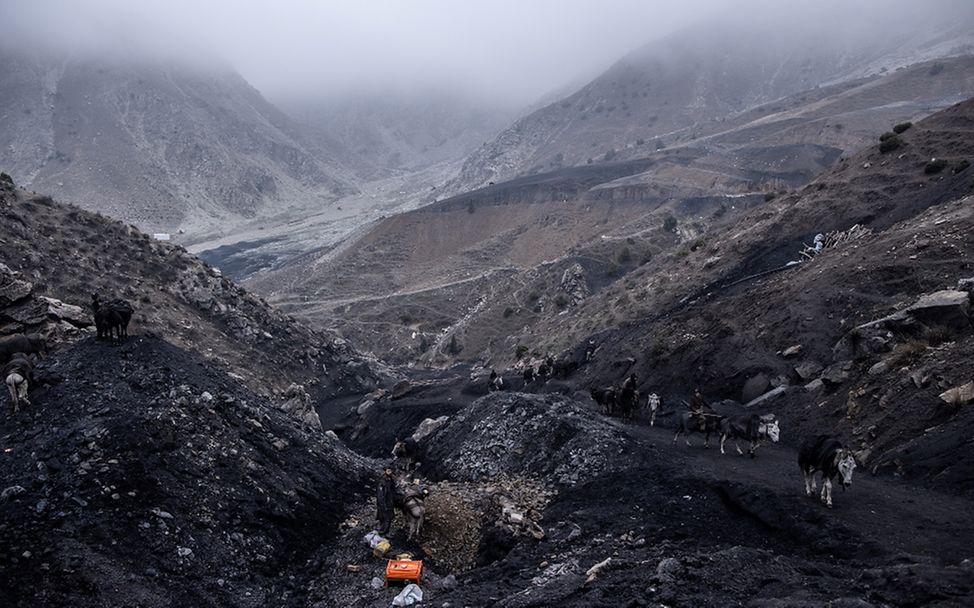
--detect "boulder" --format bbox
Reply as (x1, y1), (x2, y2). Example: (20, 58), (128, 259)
(868, 361), (890, 376)
(38, 297), (89, 326)
(0, 263), (32, 305)
(794, 361), (824, 381)
(411, 415), (450, 443)
(741, 374), (770, 403)
(906, 290), (970, 329)
(391, 379), (412, 399)
(279, 383), (322, 430)
(939, 382), (974, 406)
(956, 277), (974, 292)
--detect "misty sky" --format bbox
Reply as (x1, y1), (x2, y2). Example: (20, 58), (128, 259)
(3, 0), (969, 106)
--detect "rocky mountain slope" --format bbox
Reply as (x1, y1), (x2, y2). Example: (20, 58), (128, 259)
(451, 10), (974, 193)
(0, 50), (356, 237)
(500, 97), (974, 496)
(246, 58), (974, 366)
(0, 177), (377, 403)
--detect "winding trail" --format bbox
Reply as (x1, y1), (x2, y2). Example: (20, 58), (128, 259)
(615, 412), (974, 562)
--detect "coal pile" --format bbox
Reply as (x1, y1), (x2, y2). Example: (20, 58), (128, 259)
(0, 336), (375, 608)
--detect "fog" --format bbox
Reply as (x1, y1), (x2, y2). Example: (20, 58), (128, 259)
(3, 0), (972, 107)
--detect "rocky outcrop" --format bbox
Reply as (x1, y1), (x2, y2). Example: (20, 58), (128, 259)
(906, 290), (971, 329)
(560, 263), (589, 305)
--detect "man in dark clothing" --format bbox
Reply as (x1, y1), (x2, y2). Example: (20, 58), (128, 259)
(619, 373), (638, 420)
(376, 467), (397, 535)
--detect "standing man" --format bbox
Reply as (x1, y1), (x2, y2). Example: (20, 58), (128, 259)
(376, 467), (397, 535)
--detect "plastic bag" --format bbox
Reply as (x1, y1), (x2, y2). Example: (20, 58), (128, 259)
(391, 583), (423, 606)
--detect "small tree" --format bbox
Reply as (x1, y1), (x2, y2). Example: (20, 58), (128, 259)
(892, 122), (912, 134)
(448, 334), (461, 354)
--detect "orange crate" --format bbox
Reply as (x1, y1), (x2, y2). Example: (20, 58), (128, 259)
(385, 559), (423, 586)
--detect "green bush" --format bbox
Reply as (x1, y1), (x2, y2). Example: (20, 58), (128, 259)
(502, 307), (514, 318)
(0, 172), (12, 186)
(953, 159), (970, 174)
(662, 216), (678, 232)
(879, 131), (897, 142)
(515, 344), (529, 359)
(879, 135), (903, 153)
(554, 294), (569, 309)
(924, 158), (948, 174)
(892, 122), (912, 134)
(764, 192), (776, 202)
(617, 247), (632, 264)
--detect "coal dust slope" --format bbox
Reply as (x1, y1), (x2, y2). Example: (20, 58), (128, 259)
(308, 393), (974, 607)
(0, 336), (375, 608)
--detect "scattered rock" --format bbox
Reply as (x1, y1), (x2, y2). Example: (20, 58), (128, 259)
(794, 361), (824, 381)
(656, 557), (683, 583)
(939, 382), (974, 406)
(780, 345), (803, 358)
(868, 361), (890, 376)
(822, 361), (853, 387)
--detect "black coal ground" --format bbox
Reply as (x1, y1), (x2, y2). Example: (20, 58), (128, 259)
(2, 342), (973, 607)
(310, 387), (974, 608)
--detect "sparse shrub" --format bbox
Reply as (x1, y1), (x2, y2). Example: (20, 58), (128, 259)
(922, 324), (954, 346)
(928, 63), (945, 76)
(502, 307), (514, 318)
(0, 172), (12, 186)
(617, 247), (632, 264)
(515, 344), (529, 359)
(636, 138), (645, 146)
(879, 131), (897, 142)
(924, 158), (949, 174)
(603, 149), (617, 161)
(654, 139), (664, 150)
(448, 334), (461, 354)
(467, 200), (475, 214)
(554, 294), (569, 309)
(892, 122), (912, 134)
(890, 339), (928, 366)
(879, 135), (903, 153)
(400, 313), (414, 325)
(662, 216), (678, 233)
(651, 336), (667, 357)
(689, 238), (706, 252)
(528, 292), (540, 302)
(764, 192), (776, 202)
(953, 159), (970, 174)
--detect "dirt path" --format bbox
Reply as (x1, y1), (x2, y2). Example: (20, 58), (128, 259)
(619, 416), (974, 562)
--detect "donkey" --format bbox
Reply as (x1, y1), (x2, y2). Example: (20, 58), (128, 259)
(395, 477), (427, 541)
(719, 413), (780, 457)
(673, 411), (724, 448)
